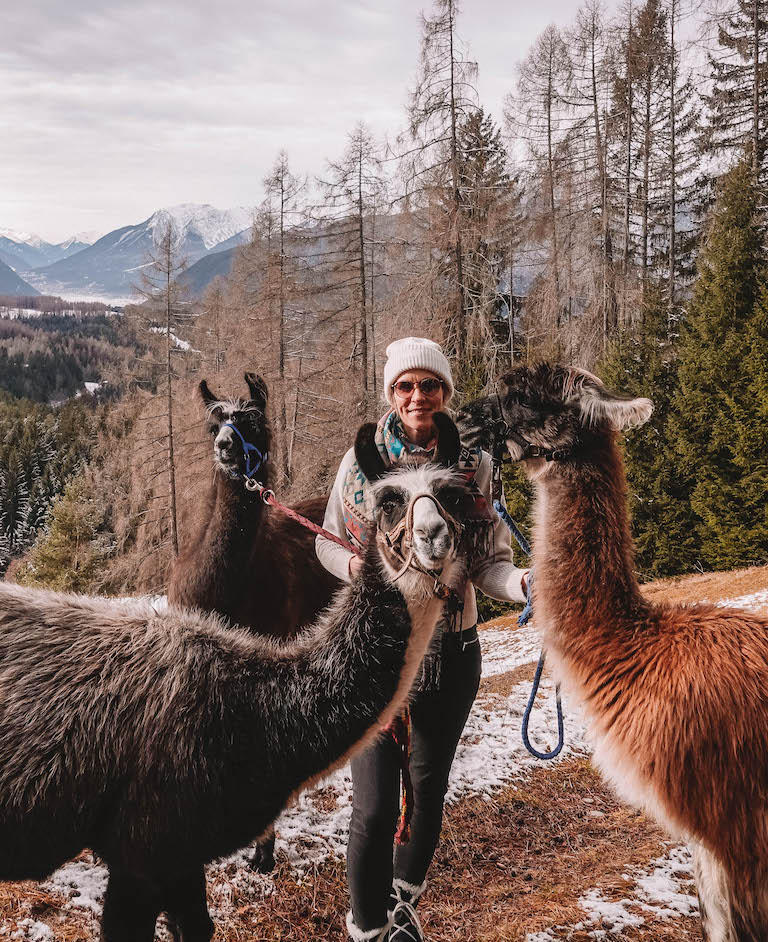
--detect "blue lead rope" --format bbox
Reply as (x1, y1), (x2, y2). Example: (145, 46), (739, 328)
(492, 498), (565, 760)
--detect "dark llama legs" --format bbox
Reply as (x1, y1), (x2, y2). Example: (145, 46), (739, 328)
(164, 866), (216, 942)
(101, 865), (215, 942)
(100, 869), (162, 942)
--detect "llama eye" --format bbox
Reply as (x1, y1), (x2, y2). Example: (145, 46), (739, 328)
(381, 501), (396, 515)
(438, 488), (466, 510)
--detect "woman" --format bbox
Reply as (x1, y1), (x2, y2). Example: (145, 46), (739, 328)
(316, 337), (528, 942)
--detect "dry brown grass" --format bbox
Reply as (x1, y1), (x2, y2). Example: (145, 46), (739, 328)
(4, 563), (764, 939)
(640, 564), (768, 608)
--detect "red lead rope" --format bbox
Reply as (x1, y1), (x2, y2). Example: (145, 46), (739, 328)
(245, 479), (362, 555)
(387, 709), (414, 845)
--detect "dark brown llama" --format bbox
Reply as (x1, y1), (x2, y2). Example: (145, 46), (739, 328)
(168, 373), (339, 638)
(458, 364), (768, 942)
(0, 418), (471, 942)
(168, 374), (341, 871)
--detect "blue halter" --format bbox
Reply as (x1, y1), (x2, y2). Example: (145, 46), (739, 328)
(222, 423), (269, 480)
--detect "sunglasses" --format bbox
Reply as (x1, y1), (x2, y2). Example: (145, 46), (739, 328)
(391, 378), (445, 397)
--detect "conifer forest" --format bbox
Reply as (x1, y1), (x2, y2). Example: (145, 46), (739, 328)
(3, 0), (768, 594)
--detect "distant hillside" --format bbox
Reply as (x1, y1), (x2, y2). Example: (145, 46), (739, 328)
(0, 260), (39, 297)
(179, 247), (236, 296)
(0, 314), (140, 402)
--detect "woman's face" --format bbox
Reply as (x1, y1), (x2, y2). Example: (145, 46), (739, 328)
(391, 369), (446, 443)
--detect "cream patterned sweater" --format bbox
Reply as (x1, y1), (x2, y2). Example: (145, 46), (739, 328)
(315, 448), (528, 631)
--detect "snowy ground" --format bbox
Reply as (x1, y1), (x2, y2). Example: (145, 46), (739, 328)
(7, 587), (768, 939)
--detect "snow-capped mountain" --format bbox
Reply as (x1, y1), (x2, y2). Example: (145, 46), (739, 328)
(23, 204), (252, 299)
(147, 204), (252, 251)
(0, 228), (104, 270)
(58, 231), (102, 256)
(0, 234), (55, 270)
(0, 227), (50, 249)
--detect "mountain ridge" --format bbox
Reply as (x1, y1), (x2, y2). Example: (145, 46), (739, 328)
(22, 204), (251, 299)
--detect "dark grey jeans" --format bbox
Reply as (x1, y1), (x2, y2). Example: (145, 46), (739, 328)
(346, 627), (482, 931)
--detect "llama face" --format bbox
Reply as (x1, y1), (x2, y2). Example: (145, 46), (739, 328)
(371, 467), (469, 573)
(199, 374), (271, 479)
(456, 364), (653, 462)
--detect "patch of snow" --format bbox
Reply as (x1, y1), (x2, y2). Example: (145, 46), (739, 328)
(43, 858), (108, 913)
(149, 326), (192, 350)
(8, 920), (54, 941)
(525, 845), (697, 940)
(633, 844), (698, 919)
(577, 888), (645, 936)
(480, 623), (542, 677)
(717, 588), (768, 612)
(83, 382), (102, 394)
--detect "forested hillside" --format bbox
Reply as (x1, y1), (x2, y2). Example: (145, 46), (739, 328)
(0, 314), (140, 402)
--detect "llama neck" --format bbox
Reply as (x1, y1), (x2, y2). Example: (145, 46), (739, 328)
(533, 434), (647, 653)
(247, 542), (449, 804)
(206, 471), (267, 550)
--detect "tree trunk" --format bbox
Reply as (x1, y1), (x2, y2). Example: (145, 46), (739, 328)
(448, 0), (466, 361)
(754, 0), (761, 181)
(165, 258), (179, 557)
(669, 0), (677, 318)
(357, 143), (368, 408)
(547, 47), (562, 330)
(623, 0), (634, 323)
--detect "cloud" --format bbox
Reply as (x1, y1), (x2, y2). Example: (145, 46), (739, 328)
(0, 0), (594, 242)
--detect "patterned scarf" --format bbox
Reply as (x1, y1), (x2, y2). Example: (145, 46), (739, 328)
(341, 410), (492, 563)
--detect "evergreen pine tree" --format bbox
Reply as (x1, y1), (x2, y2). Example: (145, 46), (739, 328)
(17, 479), (108, 592)
(670, 158), (767, 569)
(601, 289), (690, 577)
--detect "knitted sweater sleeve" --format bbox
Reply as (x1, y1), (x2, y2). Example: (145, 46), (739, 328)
(469, 454), (529, 604)
(315, 447), (357, 583)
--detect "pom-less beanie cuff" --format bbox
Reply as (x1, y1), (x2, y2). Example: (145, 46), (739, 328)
(383, 337), (454, 405)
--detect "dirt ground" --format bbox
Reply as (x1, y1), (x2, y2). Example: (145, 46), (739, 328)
(2, 564), (768, 941)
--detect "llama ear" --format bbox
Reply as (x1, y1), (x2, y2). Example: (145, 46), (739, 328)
(354, 423), (388, 482)
(244, 373), (268, 407)
(566, 368), (653, 431)
(199, 380), (220, 409)
(433, 412), (461, 467)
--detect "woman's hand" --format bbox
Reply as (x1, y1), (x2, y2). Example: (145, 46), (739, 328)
(349, 555), (364, 579)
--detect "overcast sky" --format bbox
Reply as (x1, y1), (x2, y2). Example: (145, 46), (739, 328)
(2, 0), (602, 243)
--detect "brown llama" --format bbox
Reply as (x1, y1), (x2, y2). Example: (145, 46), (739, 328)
(168, 372), (339, 638)
(458, 364), (768, 942)
(0, 414), (473, 942)
(168, 372), (340, 871)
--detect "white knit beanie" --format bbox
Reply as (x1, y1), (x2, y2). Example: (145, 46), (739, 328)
(383, 337), (455, 405)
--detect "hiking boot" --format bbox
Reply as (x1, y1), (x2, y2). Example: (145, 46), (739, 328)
(346, 911), (393, 942)
(389, 879), (426, 942)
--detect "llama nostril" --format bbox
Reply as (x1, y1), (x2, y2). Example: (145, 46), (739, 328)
(414, 522), (444, 544)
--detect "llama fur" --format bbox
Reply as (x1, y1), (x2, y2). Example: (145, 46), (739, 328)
(0, 451), (469, 941)
(168, 372), (339, 639)
(458, 363), (768, 942)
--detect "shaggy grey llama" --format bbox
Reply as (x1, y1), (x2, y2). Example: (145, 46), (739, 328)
(0, 414), (470, 942)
